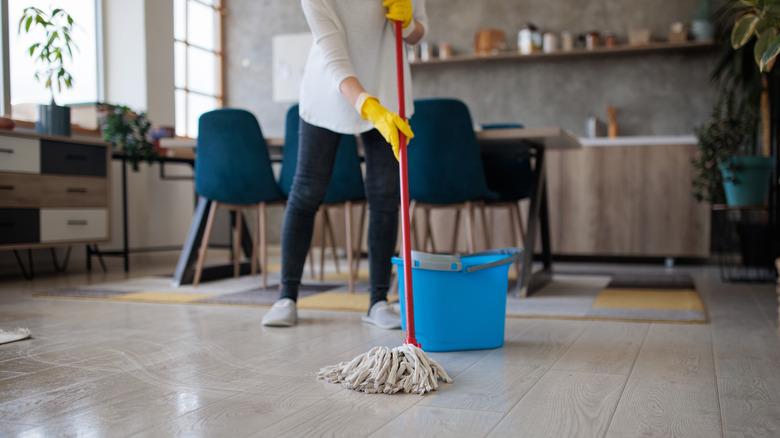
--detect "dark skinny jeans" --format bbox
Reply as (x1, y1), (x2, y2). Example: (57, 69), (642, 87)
(280, 118), (399, 308)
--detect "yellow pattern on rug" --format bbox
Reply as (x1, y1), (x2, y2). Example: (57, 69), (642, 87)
(298, 291), (398, 312)
(113, 292), (211, 303)
(592, 289), (704, 311)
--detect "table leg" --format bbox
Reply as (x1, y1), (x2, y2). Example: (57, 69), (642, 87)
(518, 145), (548, 297)
(121, 157), (130, 273)
(172, 196), (212, 287)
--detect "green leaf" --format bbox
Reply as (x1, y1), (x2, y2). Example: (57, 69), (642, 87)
(761, 34), (780, 70)
(732, 13), (760, 48)
(755, 28), (775, 65)
(25, 16), (33, 32)
(67, 15), (73, 25)
(27, 42), (39, 56)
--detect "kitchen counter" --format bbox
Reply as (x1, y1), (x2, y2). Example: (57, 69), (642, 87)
(579, 135), (697, 147)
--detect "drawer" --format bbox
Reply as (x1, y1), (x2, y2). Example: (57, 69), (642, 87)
(0, 173), (42, 207)
(41, 140), (107, 177)
(40, 208), (108, 243)
(40, 175), (107, 207)
(0, 137), (40, 173)
(0, 208), (40, 245)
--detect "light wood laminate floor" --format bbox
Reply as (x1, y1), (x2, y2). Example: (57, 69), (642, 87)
(0, 260), (778, 437)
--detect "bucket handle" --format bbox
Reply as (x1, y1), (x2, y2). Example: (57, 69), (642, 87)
(464, 248), (523, 273)
(410, 251), (463, 272)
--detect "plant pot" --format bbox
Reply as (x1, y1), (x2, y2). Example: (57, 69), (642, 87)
(719, 156), (773, 206)
(36, 103), (71, 137)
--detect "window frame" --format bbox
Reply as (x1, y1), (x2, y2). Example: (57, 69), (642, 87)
(175, 0), (225, 137)
(0, 0), (102, 121)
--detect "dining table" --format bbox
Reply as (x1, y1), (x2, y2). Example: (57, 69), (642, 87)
(165, 126), (583, 296)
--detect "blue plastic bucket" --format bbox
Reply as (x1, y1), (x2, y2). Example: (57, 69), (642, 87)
(392, 248), (521, 352)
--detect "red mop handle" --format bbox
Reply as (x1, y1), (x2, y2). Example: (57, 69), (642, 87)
(394, 21), (418, 347)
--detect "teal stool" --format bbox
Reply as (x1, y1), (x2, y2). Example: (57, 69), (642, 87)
(407, 98), (496, 253)
(193, 108), (284, 288)
(279, 105), (367, 291)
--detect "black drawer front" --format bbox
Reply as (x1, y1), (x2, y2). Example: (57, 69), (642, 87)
(41, 141), (107, 177)
(0, 208), (39, 245)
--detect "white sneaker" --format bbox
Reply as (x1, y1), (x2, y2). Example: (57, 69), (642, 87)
(262, 298), (298, 327)
(362, 300), (401, 330)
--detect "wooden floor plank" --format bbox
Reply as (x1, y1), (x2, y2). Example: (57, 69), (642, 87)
(371, 406), (504, 438)
(488, 370), (625, 438)
(605, 324), (722, 438)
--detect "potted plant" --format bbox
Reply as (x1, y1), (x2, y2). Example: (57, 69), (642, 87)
(725, 0), (778, 206)
(17, 6), (77, 137)
(693, 95), (757, 204)
(100, 105), (157, 171)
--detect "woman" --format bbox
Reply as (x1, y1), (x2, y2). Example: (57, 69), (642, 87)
(262, 0), (428, 328)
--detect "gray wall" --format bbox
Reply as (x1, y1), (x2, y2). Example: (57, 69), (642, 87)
(225, 0), (718, 137)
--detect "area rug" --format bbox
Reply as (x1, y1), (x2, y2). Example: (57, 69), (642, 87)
(505, 273), (706, 323)
(34, 269), (706, 323)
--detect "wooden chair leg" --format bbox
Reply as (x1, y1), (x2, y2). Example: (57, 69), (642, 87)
(193, 201), (218, 287)
(508, 204), (522, 280)
(324, 209), (340, 274)
(480, 204), (492, 250)
(251, 207), (259, 277)
(409, 200), (419, 250)
(353, 203), (366, 274)
(516, 200), (527, 241)
(319, 210), (326, 281)
(259, 203), (267, 289)
(233, 209), (242, 278)
(451, 208), (461, 253)
(465, 202), (475, 253)
(425, 208), (437, 253)
(345, 201), (354, 293)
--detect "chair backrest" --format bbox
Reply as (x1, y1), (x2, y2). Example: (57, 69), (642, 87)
(481, 123), (534, 201)
(195, 108), (283, 205)
(279, 105), (365, 204)
(408, 99), (493, 204)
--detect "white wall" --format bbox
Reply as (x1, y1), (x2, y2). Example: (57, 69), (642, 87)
(102, 0), (194, 255)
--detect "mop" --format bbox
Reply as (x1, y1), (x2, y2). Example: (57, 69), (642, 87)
(317, 21), (452, 395)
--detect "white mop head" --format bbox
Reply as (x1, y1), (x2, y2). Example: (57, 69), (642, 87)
(317, 344), (452, 395)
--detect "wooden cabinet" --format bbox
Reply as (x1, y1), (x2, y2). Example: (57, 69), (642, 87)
(0, 131), (110, 249)
(545, 144), (710, 257)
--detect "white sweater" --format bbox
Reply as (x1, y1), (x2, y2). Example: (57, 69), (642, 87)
(299, 0), (428, 134)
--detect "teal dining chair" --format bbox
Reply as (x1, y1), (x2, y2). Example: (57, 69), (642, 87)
(279, 105), (367, 291)
(194, 108), (285, 288)
(407, 98), (496, 253)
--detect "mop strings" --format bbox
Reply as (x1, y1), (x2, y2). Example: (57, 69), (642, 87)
(317, 344), (452, 395)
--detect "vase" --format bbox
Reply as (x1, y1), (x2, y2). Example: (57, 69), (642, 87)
(36, 103), (71, 137)
(719, 156), (773, 206)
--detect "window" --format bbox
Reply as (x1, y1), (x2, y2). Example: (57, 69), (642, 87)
(7, 0), (99, 121)
(174, 0), (223, 137)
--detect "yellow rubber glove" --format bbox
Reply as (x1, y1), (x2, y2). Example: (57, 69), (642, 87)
(383, 0), (413, 29)
(360, 96), (414, 160)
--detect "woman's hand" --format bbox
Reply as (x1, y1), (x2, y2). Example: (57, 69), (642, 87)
(359, 94), (414, 160)
(383, 0), (413, 28)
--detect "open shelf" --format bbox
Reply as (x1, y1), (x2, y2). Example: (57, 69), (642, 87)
(410, 41), (718, 67)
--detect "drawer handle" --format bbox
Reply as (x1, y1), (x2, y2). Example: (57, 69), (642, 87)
(66, 187), (88, 194)
(67, 219), (88, 226)
(65, 154), (87, 161)
(0, 148), (13, 154)
(0, 185), (14, 190)
(0, 222), (13, 227)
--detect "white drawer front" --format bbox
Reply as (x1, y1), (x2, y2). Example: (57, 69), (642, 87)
(0, 137), (40, 173)
(40, 209), (108, 243)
